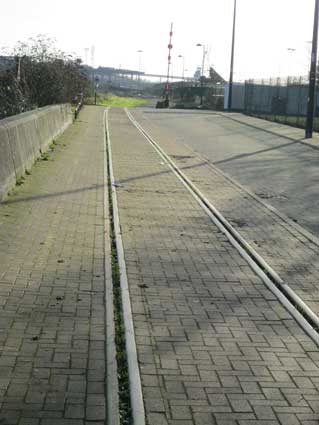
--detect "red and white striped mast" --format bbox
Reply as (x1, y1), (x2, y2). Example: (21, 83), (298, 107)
(165, 23), (173, 103)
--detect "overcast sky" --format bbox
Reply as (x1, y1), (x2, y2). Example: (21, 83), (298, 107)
(1, 0), (316, 81)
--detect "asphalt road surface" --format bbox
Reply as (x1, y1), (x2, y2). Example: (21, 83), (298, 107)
(137, 108), (319, 236)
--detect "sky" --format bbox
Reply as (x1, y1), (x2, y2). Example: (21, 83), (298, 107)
(1, 0), (317, 81)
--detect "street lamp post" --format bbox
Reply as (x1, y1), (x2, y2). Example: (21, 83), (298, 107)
(137, 50), (143, 91)
(178, 55), (185, 81)
(196, 44), (206, 106)
(286, 48), (296, 76)
(178, 55), (185, 100)
(305, 0), (319, 139)
(94, 76), (99, 105)
(16, 57), (21, 82)
(228, 0), (237, 110)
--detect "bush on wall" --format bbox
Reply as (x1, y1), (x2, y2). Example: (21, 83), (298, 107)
(0, 35), (89, 119)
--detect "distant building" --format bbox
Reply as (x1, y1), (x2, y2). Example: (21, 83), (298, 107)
(193, 67), (201, 80)
(0, 56), (15, 72)
(193, 66), (225, 84)
(0, 56), (14, 72)
(207, 67), (226, 85)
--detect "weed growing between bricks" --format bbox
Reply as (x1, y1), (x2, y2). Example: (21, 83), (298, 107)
(107, 142), (133, 425)
(41, 143), (55, 160)
(38, 140), (57, 162)
(40, 152), (50, 161)
(15, 176), (26, 186)
(7, 138), (58, 197)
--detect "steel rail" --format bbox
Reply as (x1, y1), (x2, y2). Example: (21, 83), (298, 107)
(125, 107), (319, 346)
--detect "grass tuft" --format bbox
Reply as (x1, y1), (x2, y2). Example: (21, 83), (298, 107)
(107, 136), (133, 424)
(87, 94), (146, 108)
(16, 176), (25, 186)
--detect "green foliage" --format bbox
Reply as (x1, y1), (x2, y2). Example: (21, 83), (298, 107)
(87, 93), (146, 108)
(0, 71), (27, 117)
(0, 35), (89, 119)
(16, 176), (25, 186)
(40, 152), (50, 161)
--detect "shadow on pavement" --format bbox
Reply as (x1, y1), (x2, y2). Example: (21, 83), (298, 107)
(0, 161), (208, 205)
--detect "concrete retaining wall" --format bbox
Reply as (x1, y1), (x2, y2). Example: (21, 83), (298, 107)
(0, 104), (72, 200)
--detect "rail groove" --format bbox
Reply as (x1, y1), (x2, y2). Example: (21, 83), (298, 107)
(125, 107), (319, 347)
(103, 109), (120, 425)
(105, 109), (146, 425)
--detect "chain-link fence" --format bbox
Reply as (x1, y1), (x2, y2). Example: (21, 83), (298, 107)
(244, 76), (319, 130)
(171, 82), (224, 110)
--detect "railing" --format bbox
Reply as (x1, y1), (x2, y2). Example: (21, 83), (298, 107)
(244, 76), (319, 130)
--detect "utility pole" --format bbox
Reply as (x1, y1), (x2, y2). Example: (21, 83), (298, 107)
(200, 46), (205, 106)
(90, 45), (95, 68)
(178, 55), (185, 100)
(228, 0), (237, 110)
(137, 50), (143, 91)
(84, 47), (89, 65)
(305, 0), (319, 139)
(196, 44), (206, 106)
(178, 55), (185, 81)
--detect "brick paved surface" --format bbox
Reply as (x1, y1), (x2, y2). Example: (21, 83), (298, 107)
(131, 109), (319, 236)
(0, 106), (107, 424)
(217, 113), (319, 149)
(109, 108), (319, 425)
(130, 109), (319, 318)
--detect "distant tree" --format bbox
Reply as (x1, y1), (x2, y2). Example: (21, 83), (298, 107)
(0, 70), (26, 118)
(0, 35), (89, 119)
(14, 35), (89, 107)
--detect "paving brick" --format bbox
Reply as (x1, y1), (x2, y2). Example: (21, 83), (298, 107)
(145, 397), (166, 413)
(19, 419), (40, 425)
(109, 108), (319, 425)
(146, 413), (168, 425)
(65, 404), (85, 419)
(229, 399), (253, 413)
(253, 405), (277, 420)
(85, 406), (105, 421)
(0, 107), (107, 423)
(170, 405), (192, 420)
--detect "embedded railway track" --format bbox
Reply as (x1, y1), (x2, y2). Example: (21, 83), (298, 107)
(105, 107), (319, 424)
